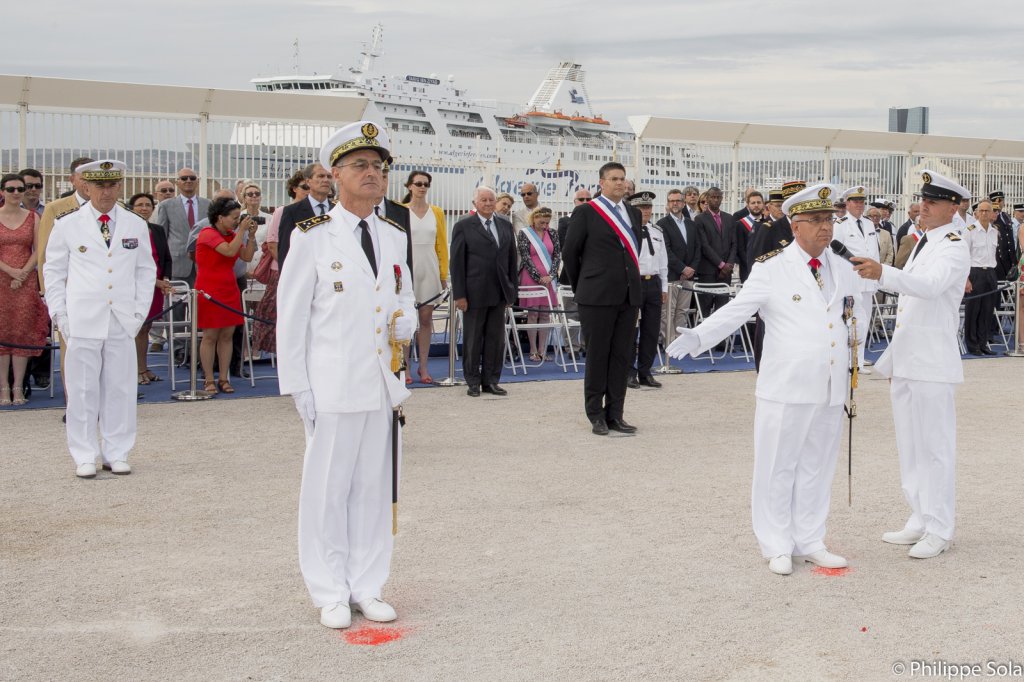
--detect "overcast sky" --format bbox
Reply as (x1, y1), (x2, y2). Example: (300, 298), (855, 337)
(7, 0), (1024, 139)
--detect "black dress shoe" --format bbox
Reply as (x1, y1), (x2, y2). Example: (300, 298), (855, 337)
(33, 376), (50, 389)
(606, 418), (637, 433)
(966, 347), (981, 356)
(626, 376), (640, 389)
(591, 418), (609, 435)
(639, 375), (662, 388)
(482, 384), (508, 396)
(467, 386), (481, 397)
(979, 346), (996, 356)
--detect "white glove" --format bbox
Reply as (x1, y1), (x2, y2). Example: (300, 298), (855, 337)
(392, 315), (415, 342)
(666, 327), (700, 359)
(54, 314), (70, 340)
(293, 390), (316, 438)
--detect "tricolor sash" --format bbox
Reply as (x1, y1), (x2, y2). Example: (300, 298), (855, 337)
(590, 196), (639, 268)
(523, 227), (553, 275)
(740, 215), (757, 233)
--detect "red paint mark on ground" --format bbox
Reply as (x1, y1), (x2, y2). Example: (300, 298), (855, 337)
(861, 627), (868, 632)
(343, 626), (405, 646)
(811, 566), (850, 577)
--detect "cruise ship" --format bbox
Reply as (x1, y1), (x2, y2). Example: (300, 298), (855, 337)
(243, 25), (718, 205)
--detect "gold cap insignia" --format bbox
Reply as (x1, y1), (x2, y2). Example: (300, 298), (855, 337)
(331, 261), (342, 271)
(100, 161), (113, 170)
(361, 122), (379, 139)
(818, 187), (831, 200)
(857, 186), (864, 193)
(922, 172), (932, 184)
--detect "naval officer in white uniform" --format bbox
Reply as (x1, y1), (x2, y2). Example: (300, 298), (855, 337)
(43, 160), (156, 478)
(667, 184), (865, 575)
(832, 185), (880, 373)
(852, 170), (971, 560)
(276, 122), (415, 629)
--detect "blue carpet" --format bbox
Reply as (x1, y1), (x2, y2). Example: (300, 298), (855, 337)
(0, 335), (1010, 412)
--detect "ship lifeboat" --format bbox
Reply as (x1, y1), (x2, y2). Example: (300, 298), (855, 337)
(522, 110), (573, 128)
(571, 114), (611, 132)
(504, 115), (528, 128)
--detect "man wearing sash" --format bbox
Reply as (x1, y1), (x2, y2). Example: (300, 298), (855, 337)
(562, 162), (643, 435)
(666, 184), (865, 575)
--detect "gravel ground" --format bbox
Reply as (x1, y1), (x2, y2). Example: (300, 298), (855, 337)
(1, 359), (1021, 681)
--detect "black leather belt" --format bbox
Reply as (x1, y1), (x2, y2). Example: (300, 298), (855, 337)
(641, 274), (660, 280)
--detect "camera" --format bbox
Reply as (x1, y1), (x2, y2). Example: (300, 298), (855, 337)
(243, 215), (266, 225)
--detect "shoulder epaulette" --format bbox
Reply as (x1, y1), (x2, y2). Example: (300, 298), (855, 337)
(945, 232), (962, 241)
(296, 214), (330, 233)
(966, 224), (975, 231)
(835, 215), (848, 222)
(380, 215), (407, 233)
(55, 206), (80, 220)
(755, 248), (783, 263)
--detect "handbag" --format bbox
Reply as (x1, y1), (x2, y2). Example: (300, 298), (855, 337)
(252, 242), (273, 284)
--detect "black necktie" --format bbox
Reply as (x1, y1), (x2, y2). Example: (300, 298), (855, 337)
(643, 226), (654, 255)
(317, 203), (326, 216)
(910, 233), (928, 261)
(359, 219), (377, 277)
(856, 218), (864, 236)
(485, 218), (498, 244)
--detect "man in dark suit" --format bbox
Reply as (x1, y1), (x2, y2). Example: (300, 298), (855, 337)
(380, 159), (413, 275)
(657, 189), (700, 346)
(557, 189), (593, 247)
(894, 202), (920, 246)
(988, 191), (1017, 281)
(562, 162), (643, 436)
(693, 186), (737, 318)
(735, 190), (769, 282)
(276, 163), (334, 269)
(450, 187), (517, 397)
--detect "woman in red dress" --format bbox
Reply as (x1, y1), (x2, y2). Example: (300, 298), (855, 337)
(194, 197), (256, 394)
(0, 173), (49, 406)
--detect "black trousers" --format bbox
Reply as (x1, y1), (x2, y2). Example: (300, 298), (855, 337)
(964, 267), (997, 350)
(578, 302), (639, 422)
(633, 276), (663, 378)
(462, 304), (506, 388)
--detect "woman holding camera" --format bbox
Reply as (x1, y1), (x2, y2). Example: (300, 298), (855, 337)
(195, 197), (256, 394)
(239, 181), (272, 275)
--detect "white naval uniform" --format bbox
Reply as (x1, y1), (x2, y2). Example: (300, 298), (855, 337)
(874, 223), (970, 542)
(43, 203), (156, 466)
(673, 243), (866, 557)
(276, 204), (415, 609)
(640, 223), (669, 293)
(834, 214), (880, 368)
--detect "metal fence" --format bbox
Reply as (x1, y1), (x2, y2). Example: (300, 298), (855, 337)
(5, 75), (1024, 222)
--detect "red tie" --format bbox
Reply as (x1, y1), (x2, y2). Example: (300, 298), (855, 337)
(98, 213), (112, 246)
(808, 257), (823, 289)
(186, 198), (195, 228)
(712, 212), (722, 233)
(808, 257), (821, 270)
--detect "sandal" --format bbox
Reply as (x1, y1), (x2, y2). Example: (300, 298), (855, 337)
(12, 387), (27, 406)
(405, 375), (413, 385)
(144, 370), (161, 382)
(419, 373), (434, 385)
(218, 380), (235, 394)
(204, 379), (218, 394)
(0, 387), (11, 406)
(138, 372), (151, 385)
(529, 353), (543, 362)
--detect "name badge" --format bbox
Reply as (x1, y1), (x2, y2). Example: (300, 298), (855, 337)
(333, 281), (344, 292)
(122, 238), (139, 249)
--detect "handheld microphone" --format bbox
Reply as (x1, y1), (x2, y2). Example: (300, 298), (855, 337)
(830, 240), (855, 263)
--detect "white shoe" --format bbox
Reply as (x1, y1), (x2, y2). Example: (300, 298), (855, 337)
(908, 534), (949, 559)
(863, 359), (874, 366)
(75, 463), (96, 478)
(767, 555), (792, 575)
(882, 528), (925, 545)
(107, 460), (131, 475)
(859, 366), (872, 375)
(320, 603), (351, 629)
(798, 549), (848, 568)
(352, 598), (397, 622)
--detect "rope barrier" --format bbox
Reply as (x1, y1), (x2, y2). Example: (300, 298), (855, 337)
(414, 288), (449, 310)
(197, 290), (275, 326)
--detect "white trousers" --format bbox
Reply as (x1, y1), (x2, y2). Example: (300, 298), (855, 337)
(752, 399), (844, 558)
(64, 317), (137, 466)
(298, 394), (399, 608)
(890, 378), (957, 541)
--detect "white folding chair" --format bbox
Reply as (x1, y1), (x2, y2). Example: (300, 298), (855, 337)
(506, 286), (571, 374)
(152, 281), (192, 391)
(690, 282), (732, 363)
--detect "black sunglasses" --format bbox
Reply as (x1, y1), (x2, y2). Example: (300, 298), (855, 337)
(179, 175), (198, 181)
(411, 181), (430, 188)
(23, 182), (43, 190)
(520, 191), (536, 196)
(3, 186), (26, 193)
(575, 197), (591, 202)
(298, 184), (310, 191)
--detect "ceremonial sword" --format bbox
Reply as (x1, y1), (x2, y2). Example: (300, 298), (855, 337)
(388, 309), (410, 535)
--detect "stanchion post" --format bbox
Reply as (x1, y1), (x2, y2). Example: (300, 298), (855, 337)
(1007, 279), (1024, 357)
(173, 289), (214, 401)
(657, 282), (684, 375)
(437, 306), (465, 387)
